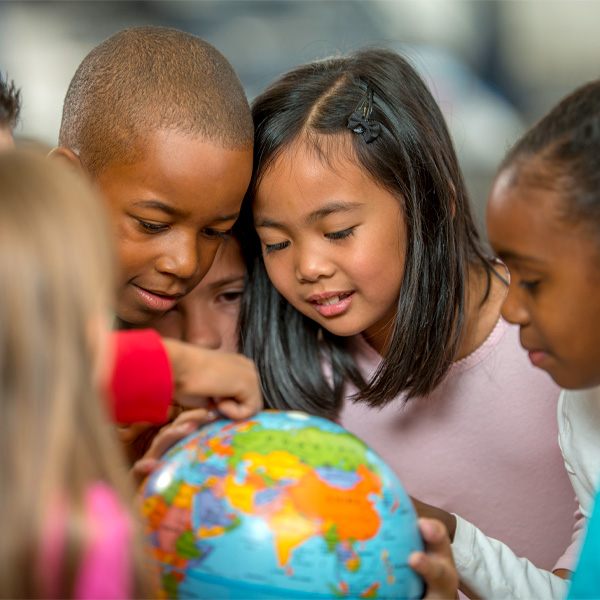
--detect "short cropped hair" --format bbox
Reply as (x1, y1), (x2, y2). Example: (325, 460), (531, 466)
(59, 26), (253, 174)
(0, 74), (21, 130)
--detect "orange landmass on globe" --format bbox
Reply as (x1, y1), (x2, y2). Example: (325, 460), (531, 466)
(269, 499), (321, 565)
(290, 463), (381, 540)
(225, 451), (382, 567)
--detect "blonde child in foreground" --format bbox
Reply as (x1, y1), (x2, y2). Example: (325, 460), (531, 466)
(0, 151), (150, 598)
(484, 79), (600, 599)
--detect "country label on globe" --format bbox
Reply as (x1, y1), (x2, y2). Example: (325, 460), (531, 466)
(138, 409), (424, 599)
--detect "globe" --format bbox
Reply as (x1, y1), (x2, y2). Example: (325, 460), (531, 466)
(138, 410), (424, 599)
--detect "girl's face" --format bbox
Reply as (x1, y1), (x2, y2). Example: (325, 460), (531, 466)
(487, 167), (600, 390)
(253, 141), (406, 354)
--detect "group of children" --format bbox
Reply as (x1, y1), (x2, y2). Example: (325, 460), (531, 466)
(1, 22), (600, 599)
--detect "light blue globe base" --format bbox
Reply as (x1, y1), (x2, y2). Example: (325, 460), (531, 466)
(138, 410), (424, 599)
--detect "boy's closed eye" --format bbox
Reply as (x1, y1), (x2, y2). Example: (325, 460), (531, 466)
(137, 218), (169, 233)
(203, 228), (233, 241)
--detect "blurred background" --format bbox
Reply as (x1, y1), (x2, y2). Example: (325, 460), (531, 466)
(1, 0), (599, 227)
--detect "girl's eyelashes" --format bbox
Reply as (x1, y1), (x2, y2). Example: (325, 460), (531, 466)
(326, 227), (356, 242)
(263, 241), (290, 254)
(262, 227), (357, 254)
(519, 279), (540, 292)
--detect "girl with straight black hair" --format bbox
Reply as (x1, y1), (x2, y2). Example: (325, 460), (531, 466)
(238, 47), (577, 596)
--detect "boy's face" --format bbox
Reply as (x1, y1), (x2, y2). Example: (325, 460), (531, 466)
(487, 167), (600, 390)
(93, 129), (252, 325)
(151, 237), (245, 352)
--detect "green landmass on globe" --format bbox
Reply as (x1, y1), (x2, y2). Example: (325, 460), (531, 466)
(138, 410), (424, 599)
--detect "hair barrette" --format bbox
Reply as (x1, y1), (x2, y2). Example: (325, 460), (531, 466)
(346, 87), (381, 143)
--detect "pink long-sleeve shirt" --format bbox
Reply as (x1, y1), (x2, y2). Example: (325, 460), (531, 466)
(340, 317), (577, 576)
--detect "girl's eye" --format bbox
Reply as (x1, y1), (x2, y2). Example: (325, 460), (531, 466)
(217, 290), (244, 305)
(519, 279), (540, 292)
(138, 219), (168, 233)
(326, 227), (356, 241)
(264, 241), (289, 254)
(202, 228), (232, 240)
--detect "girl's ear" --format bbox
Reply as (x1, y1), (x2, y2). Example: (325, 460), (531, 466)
(47, 146), (86, 175)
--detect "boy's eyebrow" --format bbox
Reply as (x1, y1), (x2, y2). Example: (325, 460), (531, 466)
(255, 200), (362, 229)
(132, 200), (181, 216)
(132, 200), (238, 221)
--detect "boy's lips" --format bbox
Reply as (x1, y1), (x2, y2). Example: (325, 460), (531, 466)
(307, 291), (354, 317)
(133, 284), (183, 312)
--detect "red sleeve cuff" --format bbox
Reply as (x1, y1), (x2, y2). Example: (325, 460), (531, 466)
(108, 329), (173, 424)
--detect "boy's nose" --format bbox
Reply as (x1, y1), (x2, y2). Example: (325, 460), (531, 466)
(156, 237), (213, 282)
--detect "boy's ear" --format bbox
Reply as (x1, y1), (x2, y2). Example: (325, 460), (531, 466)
(47, 146), (85, 174)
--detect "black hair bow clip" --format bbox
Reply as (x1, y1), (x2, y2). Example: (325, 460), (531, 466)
(347, 87), (381, 143)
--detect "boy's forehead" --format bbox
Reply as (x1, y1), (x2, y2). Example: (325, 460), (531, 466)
(103, 128), (251, 175)
(95, 128), (252, 219)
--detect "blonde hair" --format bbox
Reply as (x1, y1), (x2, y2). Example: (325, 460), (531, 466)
(0, 152), (149, 597)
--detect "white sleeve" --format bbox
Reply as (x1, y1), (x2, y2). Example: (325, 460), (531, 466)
(451, 515), (570, 600)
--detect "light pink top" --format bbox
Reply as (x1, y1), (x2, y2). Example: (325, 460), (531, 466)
(41, 483), (133, 599)
(339, 317), (577, 571)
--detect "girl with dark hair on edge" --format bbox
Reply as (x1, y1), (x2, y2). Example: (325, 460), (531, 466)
(486, 79), (600, 599)
(238, 47), (577, 597)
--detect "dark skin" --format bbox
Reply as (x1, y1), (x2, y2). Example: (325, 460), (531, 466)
(50, 129), (253, 327)
(412, 164), (593, 590)
(48, 131), (265, 461)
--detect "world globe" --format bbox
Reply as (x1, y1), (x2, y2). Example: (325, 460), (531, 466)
(138, 410), (424, 599)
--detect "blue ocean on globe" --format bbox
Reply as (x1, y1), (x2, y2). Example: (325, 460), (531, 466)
(138, 409), (424, 599)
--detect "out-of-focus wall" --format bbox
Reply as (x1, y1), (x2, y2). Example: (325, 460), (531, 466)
(1, 0), (598, 228)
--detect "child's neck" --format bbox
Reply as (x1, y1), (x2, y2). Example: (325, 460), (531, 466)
(456, 263), (507, 361)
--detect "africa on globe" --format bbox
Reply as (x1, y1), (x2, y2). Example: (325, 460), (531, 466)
(138, 409), (424, 599)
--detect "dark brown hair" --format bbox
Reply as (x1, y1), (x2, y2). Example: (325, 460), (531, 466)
(59, 26), (253, 174)
(499, 79), (600, 240)
(238, 47), (494, 418)
(0, 73), (20, 130)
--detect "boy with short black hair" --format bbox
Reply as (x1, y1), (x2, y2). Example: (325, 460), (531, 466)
(51, 25), (254, 327)
(50, 26), (260, 431)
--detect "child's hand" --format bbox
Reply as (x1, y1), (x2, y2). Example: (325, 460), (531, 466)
(411, 497), (457, 541)
(409, 518), (459, 599)
(130, 407), (219, 487)
(162, 338), (263, 419)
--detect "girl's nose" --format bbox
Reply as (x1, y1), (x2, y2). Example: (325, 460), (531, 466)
(295, 248), (335, 283)
(184, 306), (223, 350)
(500, 282), (530, 327)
